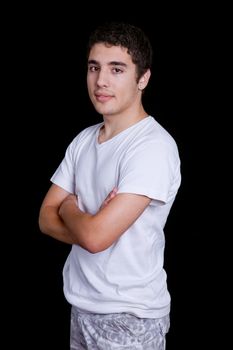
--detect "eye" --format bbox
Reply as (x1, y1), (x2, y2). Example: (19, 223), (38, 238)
(89, 66), (99, 72)
(112, 67), (123, 74)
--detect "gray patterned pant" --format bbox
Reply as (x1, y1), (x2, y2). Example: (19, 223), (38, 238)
(70, 306), (170, 349)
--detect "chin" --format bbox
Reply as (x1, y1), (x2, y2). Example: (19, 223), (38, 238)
(94, 105), (114, 116)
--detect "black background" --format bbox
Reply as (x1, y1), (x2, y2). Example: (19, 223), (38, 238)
(5, 4), (221, 349)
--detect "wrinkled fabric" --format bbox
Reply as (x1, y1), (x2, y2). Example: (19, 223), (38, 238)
(70, 307), (170, 349)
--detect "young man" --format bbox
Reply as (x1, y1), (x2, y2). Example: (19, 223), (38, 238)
(39, 22), (181, 349)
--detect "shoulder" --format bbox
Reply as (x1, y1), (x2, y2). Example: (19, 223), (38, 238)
(128, 116), (180, 158)
(146, 117), (178, 148)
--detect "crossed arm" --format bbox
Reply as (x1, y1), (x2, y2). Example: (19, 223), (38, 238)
(39, 184), (151, 253)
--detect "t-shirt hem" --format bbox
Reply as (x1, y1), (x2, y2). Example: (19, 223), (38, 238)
(65, 297), (170, 319)
(117, 187), (168, 204)
(50, 177), (74, 194)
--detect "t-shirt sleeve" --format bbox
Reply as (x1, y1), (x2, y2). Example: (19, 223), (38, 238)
(50, 141), (75, 194)
(117, 141), (180, 204)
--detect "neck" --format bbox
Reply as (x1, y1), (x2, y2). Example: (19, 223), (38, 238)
(100, 106), (148, 143)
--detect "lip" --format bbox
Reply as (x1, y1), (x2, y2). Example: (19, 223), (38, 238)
(95, 94), (113, 102)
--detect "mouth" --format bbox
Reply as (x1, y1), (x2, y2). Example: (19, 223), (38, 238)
(95, 93), (113, 103)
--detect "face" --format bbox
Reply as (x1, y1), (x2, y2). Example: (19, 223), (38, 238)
(87, 43), (144, 118)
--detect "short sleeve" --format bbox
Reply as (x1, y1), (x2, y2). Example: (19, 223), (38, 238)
(117, 141), (180, 204)
(50, 141), (75, 193)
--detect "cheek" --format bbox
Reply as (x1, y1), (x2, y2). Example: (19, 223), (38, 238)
(87, 78), (94, 95)
(86, 76), (91, 88)
(120, 83), (138, 101)
(87, 74), (96, 86)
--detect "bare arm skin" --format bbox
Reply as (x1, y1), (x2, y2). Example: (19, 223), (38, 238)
(59, 190), (151, 253)
(38, 185), (119, 244)
(39, 184), (151, 252)
(38, 184), (76, 244)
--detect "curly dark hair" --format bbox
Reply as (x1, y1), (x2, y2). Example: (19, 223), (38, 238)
(87, 22), (153, 82)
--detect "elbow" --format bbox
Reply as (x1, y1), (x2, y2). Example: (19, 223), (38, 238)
(85, 245), (108, 254)
(86, 245), (103, 254)
(70, 216), (113, 253)
(81, 239), (100, 254)
(38, 209), (50, 236)
(85, 247), (99, 254)
(83, 234), (111, 254)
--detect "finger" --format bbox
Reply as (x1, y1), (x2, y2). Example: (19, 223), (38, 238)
(112, 187), (118, 194)
(108, 188), (118, 200)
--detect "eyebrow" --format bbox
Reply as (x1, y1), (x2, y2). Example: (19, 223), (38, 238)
(88, 59), (127, 67)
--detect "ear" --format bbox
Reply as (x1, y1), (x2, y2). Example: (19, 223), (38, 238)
(138, 69), (151, 90)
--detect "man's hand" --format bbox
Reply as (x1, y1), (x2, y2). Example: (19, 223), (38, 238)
(59, 194), (78, 218)
(100, 187), (118, 209)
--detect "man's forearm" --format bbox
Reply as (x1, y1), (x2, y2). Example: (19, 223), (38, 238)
(58, 192), (125, 253)
(58, 191), (150, 254)
(39, 206), (76, 244)
(59, 200), (95, 250)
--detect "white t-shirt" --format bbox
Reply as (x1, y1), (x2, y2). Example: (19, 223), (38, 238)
(51, 116), (181, 318)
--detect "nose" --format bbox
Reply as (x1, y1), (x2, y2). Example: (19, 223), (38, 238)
(96, 68), (109, 88)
